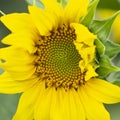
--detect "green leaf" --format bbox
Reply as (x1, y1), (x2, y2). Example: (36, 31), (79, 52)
(81, 0), (99, 27)
(90, 10), (120, 43)
(96, 55), (120, 77)
(25, 0), (44, 8)
(57, 0), (68, 8)
(95, 39), (105, 56)
(113, 81), (120, 86)
(112, 53), (120, 67)
(107, 71), (120, 82)
(104, 40), (120, 58)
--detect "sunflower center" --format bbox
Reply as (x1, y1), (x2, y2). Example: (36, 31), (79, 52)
(48, 38), (80, 77)
(35, 25), (86, 91)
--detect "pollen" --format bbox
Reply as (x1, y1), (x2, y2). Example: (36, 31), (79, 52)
(34, 24), (86, 91)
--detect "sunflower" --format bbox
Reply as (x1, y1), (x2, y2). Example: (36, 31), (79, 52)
(0, 0), (120, 120)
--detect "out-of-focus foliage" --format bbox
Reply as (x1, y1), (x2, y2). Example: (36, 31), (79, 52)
(0, 94), (21, 120)
(25, 0), (44, 8)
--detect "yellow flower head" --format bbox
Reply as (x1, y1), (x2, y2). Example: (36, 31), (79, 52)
(0, 0), (120, 120)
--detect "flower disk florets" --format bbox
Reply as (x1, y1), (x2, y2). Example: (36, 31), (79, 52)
(34, 24), (86, 90)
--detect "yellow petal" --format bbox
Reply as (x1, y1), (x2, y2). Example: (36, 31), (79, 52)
(28, 6), (57, 35)
(12, 82), (40, 120)
(1, 60), (34, 68)
(80, 46), (95, 62)
(0, 46), (36, 80)
(0, 46), (35, 63)
(0, 72), (38, 94)
(64, 89), (85, 120)
(85, 65), (98, 81)
(71, 23), (97, 46)
(0, 65), (35, 80)
(79, 86), (110, 120)
(0, 13), (36, 33)
(0, 62), (34, 71)
(41, 0), (63, 25)
(85, 78), (120, 104)
(34, 87), (85, 120)
(64, 0), (89, 23)
(50, 88), (67, 120)
(2, 31), (38, 53)
(74, 42), (94, 68)
(34, 81), (51, 120)
(50, 89), (85, 120)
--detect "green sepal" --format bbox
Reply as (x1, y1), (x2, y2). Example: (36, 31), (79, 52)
(106, 71), (120, 86)
(95, 39), (105, 56)
(90, 11), (120, 43)
(112, 53), (120, 67)
(113, 81), (120, 86)
(104, 40), (120, 58)
(96, 55), (120, 77)
(25, 0), (44, 8)
(57, 0), (67, 8)
(81, 0), (99, 27)
(0, 68), (4, 74)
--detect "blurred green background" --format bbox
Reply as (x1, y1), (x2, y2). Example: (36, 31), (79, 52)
(0, 0), (120, 120)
